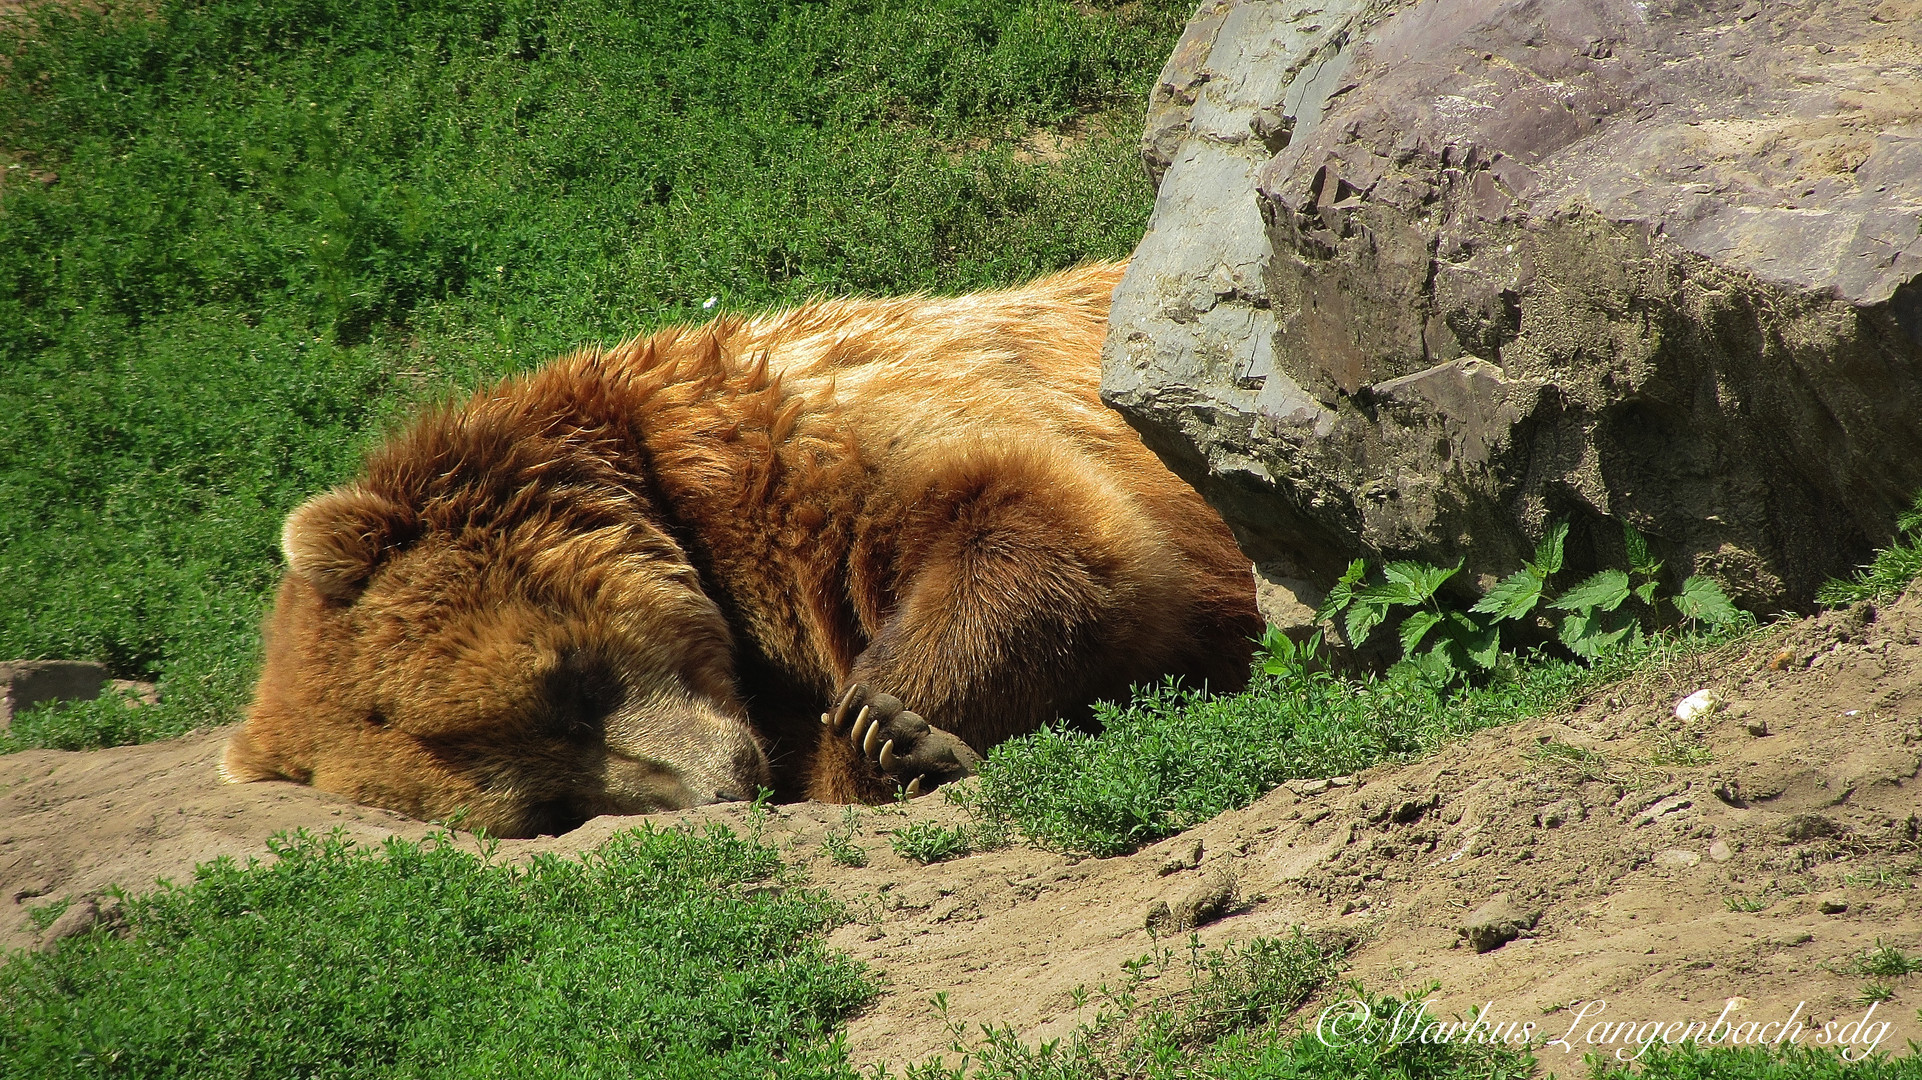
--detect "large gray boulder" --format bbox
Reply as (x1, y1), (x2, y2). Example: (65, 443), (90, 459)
(1104, 0), (1922, 622)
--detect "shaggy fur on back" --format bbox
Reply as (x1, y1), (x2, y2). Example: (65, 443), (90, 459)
(225, 262), (1262, 836)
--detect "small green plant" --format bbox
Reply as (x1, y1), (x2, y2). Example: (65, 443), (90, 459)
(1724, 894), (1769, 913)
(910, 958), (1532, 1080)
(966, 631), (1672, 857)
(1854, 940), (1922, 979)
(1649, 731), (1715, 768)
(890, 821), (972, 864)
(1161, 932), (1345, 1045)
(24, 898), (72, 933)
(1857, 982), (1897, 1006)
(1529, 740), (1612, 783)
(1820, 489), (1922, 604)
(821, 807), (869, 868)
(1315, 521), (1745, 690)
(1843, 868), (1916, 890)
(1256, 626), (1324, 684)
(1319, 556), (1494, 681)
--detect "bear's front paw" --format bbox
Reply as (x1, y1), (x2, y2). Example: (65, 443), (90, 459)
(821, 683), (981, 797)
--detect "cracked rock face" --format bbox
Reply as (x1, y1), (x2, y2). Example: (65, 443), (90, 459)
(1104, 0), (1922, 619)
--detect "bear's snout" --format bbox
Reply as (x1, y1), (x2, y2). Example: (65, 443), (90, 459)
(602, 701), (769, 811)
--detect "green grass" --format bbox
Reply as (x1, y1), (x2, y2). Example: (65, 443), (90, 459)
(959, 636), (1708, 858)
(821, 806), (871, 868)
(1819, 488), (1922, 605)
(889, 821), (972, 865)
(8, 837), (1910, 1080)
(1856, 942), (1922, 979)
(0, 824), (873, 1078)
(0, 0), (1191, 751)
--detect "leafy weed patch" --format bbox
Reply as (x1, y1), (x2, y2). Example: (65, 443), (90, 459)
(960, 632), (1713, 857)
(890, 821), (973, 865)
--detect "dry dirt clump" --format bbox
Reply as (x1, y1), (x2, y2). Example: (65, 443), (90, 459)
(5, 594), (1922, 1069)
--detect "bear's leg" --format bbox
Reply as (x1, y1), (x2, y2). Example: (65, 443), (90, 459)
(805, 446), (1188, 802)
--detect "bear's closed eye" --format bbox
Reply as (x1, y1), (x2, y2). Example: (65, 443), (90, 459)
(540, 655), (621, 739)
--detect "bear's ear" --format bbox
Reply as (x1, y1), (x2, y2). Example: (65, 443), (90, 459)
(281, 485), (414, 600)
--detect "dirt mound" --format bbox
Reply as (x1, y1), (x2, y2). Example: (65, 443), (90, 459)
(5, 596), (1921, 1068)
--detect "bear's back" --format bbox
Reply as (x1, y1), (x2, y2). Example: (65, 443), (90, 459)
(735, 262), (1130, 475)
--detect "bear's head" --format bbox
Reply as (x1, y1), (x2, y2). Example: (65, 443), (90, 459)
(222, 364), (770, 837)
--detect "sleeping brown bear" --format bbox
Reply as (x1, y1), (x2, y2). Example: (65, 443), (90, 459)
(221, 262), (1262, 837)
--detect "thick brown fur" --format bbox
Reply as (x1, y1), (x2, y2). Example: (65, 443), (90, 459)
(225, 262), (1262, 836)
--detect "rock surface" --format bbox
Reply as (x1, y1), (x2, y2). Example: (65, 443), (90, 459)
(1, 660), (109, 728)
(1105, 0), (1922, 619)
(0, 660), (157, 728)
(1457, 892), (1540, 953)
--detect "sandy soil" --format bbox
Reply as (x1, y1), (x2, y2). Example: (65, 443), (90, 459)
(5, 594), (1920, 1071)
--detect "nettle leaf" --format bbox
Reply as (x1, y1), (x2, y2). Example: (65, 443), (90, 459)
(1345, 601), (1388, 647)
(1470, 569), (1544, 620)
(1623, 523), (1663, 578)
(1529, 521), (1569, 578)
(1448, 611), (1504, 669)
(1558, 608), (1596, 651)
(1597, 615), (1635, 657)
(1382, 560), (1460, 604)
(1633, 579), (1660, 606)
(1357, 580), (1424, 608)
(1674, 575), (1742, 627)
(1317, 559), (1369, 620)
(1399, 610), (1443, 655)
(1408, 645), (1459, 687)
(1558, 608), (1632, 660)
(1550, 570), (1632, 613)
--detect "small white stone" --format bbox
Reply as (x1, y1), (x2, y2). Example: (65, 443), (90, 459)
(1675, 689), (1723, 722)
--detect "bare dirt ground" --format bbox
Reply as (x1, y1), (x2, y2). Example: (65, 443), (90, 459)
(5, 594), (1921, 1072)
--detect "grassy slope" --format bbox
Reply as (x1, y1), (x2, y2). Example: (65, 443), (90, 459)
(0, 0), (1186, 748)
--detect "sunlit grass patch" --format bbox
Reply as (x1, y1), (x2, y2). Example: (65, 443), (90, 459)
(0, 825), (873, 1078)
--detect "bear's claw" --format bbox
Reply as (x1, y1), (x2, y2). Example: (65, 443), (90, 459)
(821, 683), (980, 797)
